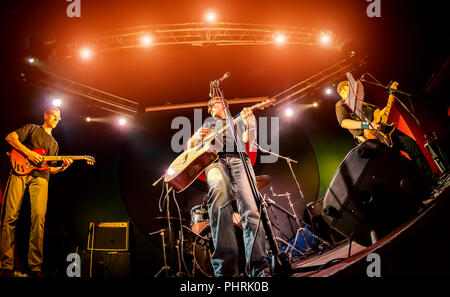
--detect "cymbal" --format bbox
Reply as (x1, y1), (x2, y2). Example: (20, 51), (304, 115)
(154, 217), (188, 222)
(256, 175), (271, 189)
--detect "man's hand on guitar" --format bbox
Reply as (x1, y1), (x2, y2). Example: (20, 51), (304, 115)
(27, 150), (43, 165)
(370, 121), (381, 131)
(197, 128), (212, 139)
(242, 107), (256, 128)
(60, 159), (73, 171)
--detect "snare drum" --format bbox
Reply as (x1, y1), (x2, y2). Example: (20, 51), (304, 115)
(190, 205), (209, 234)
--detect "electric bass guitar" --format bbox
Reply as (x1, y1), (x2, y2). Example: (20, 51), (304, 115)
(164, 98), (276, 193)
(8, 148), (95, 175)
(363, 81), (399, 147)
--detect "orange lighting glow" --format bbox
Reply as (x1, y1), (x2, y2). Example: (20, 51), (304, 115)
(274, 33), (287, 45)
(205, 11), (217, 23)
(79, 47), (93, 60)
(140, 35), (154, 47)
(320, 34), (331, 44)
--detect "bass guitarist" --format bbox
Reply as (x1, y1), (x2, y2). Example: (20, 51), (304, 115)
(186, 97), (270, 277)
(0, 106), (72, 278)
(335, 80), (438, 188)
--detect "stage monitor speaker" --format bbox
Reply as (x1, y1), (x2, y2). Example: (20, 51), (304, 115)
(87, 222), (129, 252)
(322, 140), (431, 246)
(82, 251), (131, 278)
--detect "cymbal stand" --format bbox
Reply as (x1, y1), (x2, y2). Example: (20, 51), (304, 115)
(269, 186), (310, 259)
(256, 142), (331, 254)
(150, 228), (171, 277)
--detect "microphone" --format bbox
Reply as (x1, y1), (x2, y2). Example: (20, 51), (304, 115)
(218, 72), (230, 82)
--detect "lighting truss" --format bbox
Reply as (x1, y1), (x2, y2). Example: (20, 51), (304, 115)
(22, 66), (139, 118)
(50, 22), (344, 59)
(273, 53), (368, 109)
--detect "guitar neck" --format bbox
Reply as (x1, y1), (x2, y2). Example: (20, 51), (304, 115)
(381, 94), (396, 124)
(43, 156), (87, 161)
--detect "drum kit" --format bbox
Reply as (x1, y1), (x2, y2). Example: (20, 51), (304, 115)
(150, 171), (331, 277)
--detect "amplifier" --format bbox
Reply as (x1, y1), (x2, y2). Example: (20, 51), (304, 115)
(87, 222), (129, 252)
(82, 251), (131, 278)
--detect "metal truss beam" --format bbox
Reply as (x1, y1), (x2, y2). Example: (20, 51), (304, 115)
(272, 53), (368, 109)
(51, 22), (344, 59)
(22, 66), (139, 118)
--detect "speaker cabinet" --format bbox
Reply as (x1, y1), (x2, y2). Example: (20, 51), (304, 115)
(82, 251), (131, 277)
(87, 222), (129, 252)
(322, 140), (431, 246)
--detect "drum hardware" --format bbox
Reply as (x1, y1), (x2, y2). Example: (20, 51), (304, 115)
(149, 228), (172, 277)
(255, 141), (331, 261)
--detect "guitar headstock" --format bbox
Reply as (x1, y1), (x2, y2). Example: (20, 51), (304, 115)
(250, 98), (277, 111)
(85, 156), (96, 166)
(388, 81), (399, 92)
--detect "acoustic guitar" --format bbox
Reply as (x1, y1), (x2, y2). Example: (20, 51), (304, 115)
(8, 148), (95, 175)
(164, 98), (276, 193)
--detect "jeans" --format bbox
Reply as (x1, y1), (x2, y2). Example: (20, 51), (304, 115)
(1, 174), (48, 272)
(205, 155), (268, 277)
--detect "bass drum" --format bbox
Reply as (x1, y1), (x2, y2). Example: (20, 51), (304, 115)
(192, 213), (245, 277)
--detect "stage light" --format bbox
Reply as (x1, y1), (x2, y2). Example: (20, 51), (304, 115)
(118, 118), (127, 126)
(52, 98), (62, 107)
(140, 34), (154, 47)
(313, 102), (319, 108)
(320, 34), (331, 44)
(86, 117), (91, 122)
(274, 33), (287, 45)
(166, 168), (175, 176)
(204, 10), (217, 23)
(325, 87), (332, 95)
(79, 47), (93, 60)
(285, 108), (294, 117)
(27, 57), (37, 64)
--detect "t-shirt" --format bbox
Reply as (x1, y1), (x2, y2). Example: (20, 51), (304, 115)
(335, 100), (377, 139)
(202, 118), (248, 157)
(14, 124), (59, 181)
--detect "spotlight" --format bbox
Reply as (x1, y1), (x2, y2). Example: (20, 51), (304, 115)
(320, 34), (331, 44)
(52, 98), (62, 107)
(140, 34), (154, 47)
(274, 33), (287, 45)
(27, 57), (37, 64)
(86, 117), (91, 122)
(166, 168), (175, 176)
(79, 47), (93, 60)
(313, 102), (319, 108)
(204, 11), (217, 23)
(118, 118), (127, 126)
(325, 87), (332, 95)
(285, 108), (294, 117)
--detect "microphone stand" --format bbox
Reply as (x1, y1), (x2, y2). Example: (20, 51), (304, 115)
(256, 143), (332, 252)
(210, 74), (292, 276)
(360, 75), (449, 174)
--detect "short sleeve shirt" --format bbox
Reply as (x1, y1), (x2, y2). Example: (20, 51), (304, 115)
(14, 124), (59, 180)
(335, 100), (377, 138)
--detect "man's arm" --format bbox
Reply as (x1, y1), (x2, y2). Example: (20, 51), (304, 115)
(49, 159), (72, 174)
(187, 128), (212, 149)
(5, 131), (42, 164)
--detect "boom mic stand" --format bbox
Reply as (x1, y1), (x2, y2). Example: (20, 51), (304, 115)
(360, 74), (449, 176)
(209, 73), (293, 276)
(255, 143), (331, 254)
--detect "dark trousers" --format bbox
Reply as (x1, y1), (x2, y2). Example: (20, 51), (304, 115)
(391, 130), (437, 186)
